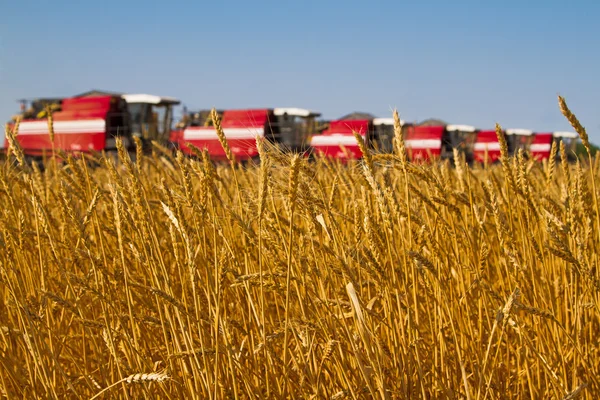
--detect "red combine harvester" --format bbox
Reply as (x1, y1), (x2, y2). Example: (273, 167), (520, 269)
(5, 93), (181, 159)
(176, 107), (321, 162)
(404, 124), (478, 163)
(473, 130), (501, 163)
(309, 117), (402, 160)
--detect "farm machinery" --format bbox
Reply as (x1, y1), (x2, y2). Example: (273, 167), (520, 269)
(4, 90), (582, 166)
(404, 124), (478, 163)
(5, 92), (181, 160)
(309, 114), (406, 160)
(6, 95), (323, 164)
(310, 118), (579, 166)
(472, 128), (533, 163)
(175, 107), (322, 162)
(308, 114), (480, 164)
(472, 128), (579, 164)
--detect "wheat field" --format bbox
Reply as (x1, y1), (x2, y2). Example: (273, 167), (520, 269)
(0, 99), (599, 399)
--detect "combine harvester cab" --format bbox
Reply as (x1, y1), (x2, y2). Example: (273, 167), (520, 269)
(178, 107), (321, 162)
(505, 128), (534, 156)
(405, 124), (478, 163)
(447, 125), (479, 163)
(272, 108), (322, 153)
(121, 94), (181, 151)
(309, 117), (404, 160)
(6, 93), (181, 159)
(553, 131), (579, 161)
(371, 118), (397, 153)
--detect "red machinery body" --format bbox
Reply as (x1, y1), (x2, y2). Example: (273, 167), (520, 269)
(529, 133), (554, 161)
(405, 125), (444, 161)
(404, 124), (478, 163)
(309, 119), (370, 160)
(178, 109), (270, 161)
(177, 107), (321, 161)
(473, 128), (540, 163)
(5, 96), (123, 155)
(6, 92), (181, 157)
(473, 130), (502, 163)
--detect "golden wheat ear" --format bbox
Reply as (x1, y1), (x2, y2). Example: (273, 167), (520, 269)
(558, 95), (589, 152)
(124, 372), (170, 384)
(89, 372), (170, 399)
(393, 109), (407, 168)
(211, 107), (235, 166)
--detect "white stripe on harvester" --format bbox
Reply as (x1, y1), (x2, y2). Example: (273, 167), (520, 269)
(405, 139), (441, 149)
(183, 127), (264, 140)
(530, 143), (552, 152)
(16, 119), (106, 135)
(474, 142), (501, 151)
(310, 134), (363, 146)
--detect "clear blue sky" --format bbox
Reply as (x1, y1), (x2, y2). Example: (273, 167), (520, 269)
(1, 0), (599, 142)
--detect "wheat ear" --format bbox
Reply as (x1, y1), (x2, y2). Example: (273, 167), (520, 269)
(558, 95), (589, 153)
(211, 108), (235, 166)
(353, 131), (374, 175)
(89, 372), (170, 399)
(393, 109), (407, 169)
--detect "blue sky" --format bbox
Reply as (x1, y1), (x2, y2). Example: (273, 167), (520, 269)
(1, 0), (599, 143)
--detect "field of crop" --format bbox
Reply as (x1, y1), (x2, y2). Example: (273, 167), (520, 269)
(0, 102), (598, 399)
